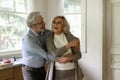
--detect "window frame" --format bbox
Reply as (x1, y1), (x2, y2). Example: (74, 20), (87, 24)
(64, 0), (87, 53)
(81, 0), (87, 53)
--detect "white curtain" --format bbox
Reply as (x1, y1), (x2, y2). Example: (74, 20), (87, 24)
(56, 0), (64, 16)
(27, 0), (34, 12)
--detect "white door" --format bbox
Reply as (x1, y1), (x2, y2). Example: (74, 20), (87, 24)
(106, 0), (120, 80)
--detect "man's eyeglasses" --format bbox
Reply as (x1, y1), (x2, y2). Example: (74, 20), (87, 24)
(34, 21), (44, 26)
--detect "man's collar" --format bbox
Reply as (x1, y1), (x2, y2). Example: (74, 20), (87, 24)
(30, 29), (39, 36)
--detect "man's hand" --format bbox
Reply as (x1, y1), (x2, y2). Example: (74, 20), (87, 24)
(56, 55), (72, 63)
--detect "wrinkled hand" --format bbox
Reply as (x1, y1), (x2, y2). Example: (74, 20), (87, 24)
(57, 56), (72, 63)
(70, 39), (80, 51)
(57, 57), (69, 63)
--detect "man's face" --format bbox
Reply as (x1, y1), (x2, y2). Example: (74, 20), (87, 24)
(34, 16), (45, 33)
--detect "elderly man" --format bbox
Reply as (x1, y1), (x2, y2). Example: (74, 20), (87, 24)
(22, 11), (54, 80)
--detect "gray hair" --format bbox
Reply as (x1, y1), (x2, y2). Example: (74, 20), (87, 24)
(27, 11), (42, 28)
(52, 16), (71, 34)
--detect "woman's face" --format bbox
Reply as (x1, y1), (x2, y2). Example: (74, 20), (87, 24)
(52, 18), (64, 35)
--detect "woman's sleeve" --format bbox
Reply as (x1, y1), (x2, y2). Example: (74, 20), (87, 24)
(72, 48), (82, 61)
(68, 34), (82, 61)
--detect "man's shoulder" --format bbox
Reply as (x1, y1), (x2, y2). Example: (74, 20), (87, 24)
(44, 29), (52, 33)
(45, 29), (51, 32)
(38, 29), (51, 37)
(43, 29), (52, 37)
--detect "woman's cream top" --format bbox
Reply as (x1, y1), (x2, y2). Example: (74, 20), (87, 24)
(54, 33), (75, 70)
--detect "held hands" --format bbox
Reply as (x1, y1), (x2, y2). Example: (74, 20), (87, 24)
(66, 39), (80, 51)
(70, 39), (79, 47)
(56, 54), (73, 63)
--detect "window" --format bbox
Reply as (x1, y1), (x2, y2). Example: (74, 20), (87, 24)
(64, 0), (87, 52)
(0, 0), (29, 53)
(64, 0), (81, 38)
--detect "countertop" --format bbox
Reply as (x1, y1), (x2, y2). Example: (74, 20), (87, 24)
(0, 58), (22, 70)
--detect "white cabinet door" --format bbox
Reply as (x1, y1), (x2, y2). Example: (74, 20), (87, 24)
(106, 0), (120, 80)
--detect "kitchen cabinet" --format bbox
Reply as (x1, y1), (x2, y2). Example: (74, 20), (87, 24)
(0, 65), (23, 80)
(0, 68), (14, 80)
(14, 66), (23, 80)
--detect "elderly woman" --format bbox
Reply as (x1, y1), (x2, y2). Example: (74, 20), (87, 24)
(46, 16), (84, 80)
(22, 11), (55, 80)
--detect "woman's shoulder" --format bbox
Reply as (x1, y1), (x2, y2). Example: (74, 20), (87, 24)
(65, 33), (77, 38)
(64, 33), (80, 42)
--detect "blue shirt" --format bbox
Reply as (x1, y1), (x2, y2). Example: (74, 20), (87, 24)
(22, 29), (54, 68)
